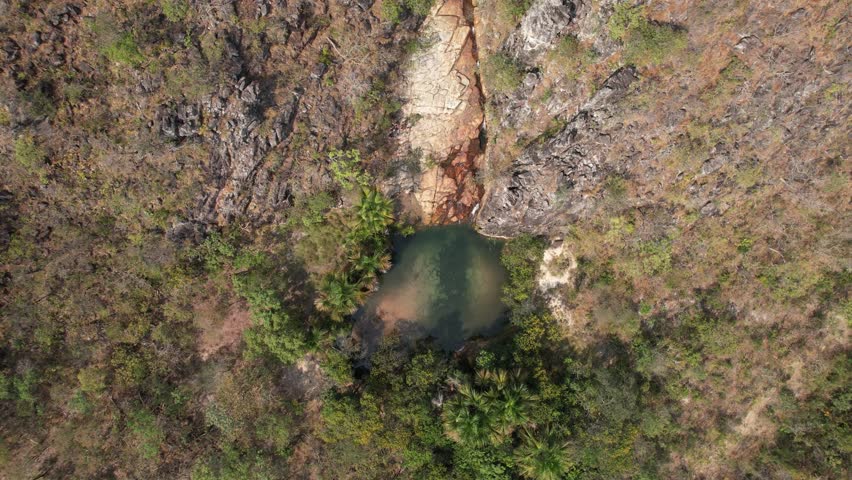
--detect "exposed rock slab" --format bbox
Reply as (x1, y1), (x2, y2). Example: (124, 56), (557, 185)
(537, 240), (577, 328)
(400, 0), (484, 223)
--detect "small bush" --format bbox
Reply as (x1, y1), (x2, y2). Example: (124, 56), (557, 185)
(608, 3), (687, 66)
(380, 0), (404, 23)
(379, 0), (434, 23)
(14, 134), (46, 169)
(352, 80), (401, 131)
(329, 149), (372, 190)
(497, 0), (532, 24)
(161, 0), (190, 22)
(608, 3), (646, 41)
(482, 53), (524, 95)
(548, 35), (597, 80)
(102, 33), (145, 66)
(406, 0), (434, 16)
(127, 409), (165, 460)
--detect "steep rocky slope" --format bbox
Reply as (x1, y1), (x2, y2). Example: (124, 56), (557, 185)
(393, 0), (485, 223)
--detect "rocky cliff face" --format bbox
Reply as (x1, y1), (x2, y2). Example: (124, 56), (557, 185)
(393, 0), (485, 224)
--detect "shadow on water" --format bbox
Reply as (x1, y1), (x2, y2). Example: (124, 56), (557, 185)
(354, 225), (507, 353)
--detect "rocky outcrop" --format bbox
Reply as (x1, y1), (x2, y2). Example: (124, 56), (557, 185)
(504, 0), (577, 63)
(396, 0), (484, 224)
(476, 66), (637, 237)
(196, 78), (300, 224)
(159, 103), (202, 140)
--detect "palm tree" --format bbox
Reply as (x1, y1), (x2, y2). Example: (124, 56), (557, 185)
(352, 250), (392, 278)
(314, 272), (365, 321)
(514, 427), (573, 480)
(444, 369), (538, 446)
(490, 383), (538, 437)
(356, 188), (394, 237)
(442, 383), (496, 447)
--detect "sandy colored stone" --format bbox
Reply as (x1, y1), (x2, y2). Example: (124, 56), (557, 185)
(402, 0), (484, 223)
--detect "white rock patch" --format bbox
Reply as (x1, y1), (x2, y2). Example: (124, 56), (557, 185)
(537, 241), (577, 326)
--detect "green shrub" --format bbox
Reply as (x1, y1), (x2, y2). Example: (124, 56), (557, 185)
(406, 0), (434, 16)
(500, 234), (546, 310)
(127, 408), (165, 460)
(287, 192), (334, 229)
(14, 134), (46, 170)
(547, 35), (597, 80)
(608, 3), (686, 66)
(328, 149), (371, 190)
(192, 233), (237, 272)
(102, 33), (145, 66)
(379, 0), (434, 23)
(513, 311), (561, 355)
(236, 283), (309, 364)
(77, 367), (106, 394)
(191, 444), (275, 480)
(352, 81), (401, 130)
(161, 0), (190, 22)
(320, 349), (353, 385)
(637, 238), (672, 275)
(483, 53), (525, 95)
(608, 3), (645, 41)
(380, 0), (404, 23)
(21, 87), (57, 118)
(771, 357), (851, 477)
(165, 64), (215, 101)
(320, 393), (383, 445)
(496, 0), (532, 24)
(255, 413), (294, 457)
(624, 22), (687, 66)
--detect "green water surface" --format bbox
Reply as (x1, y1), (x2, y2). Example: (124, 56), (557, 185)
(358, 225), (507, 350)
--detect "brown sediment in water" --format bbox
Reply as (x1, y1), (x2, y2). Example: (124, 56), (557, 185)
(374, 281), (424, 331)
(354, 226), (506, 351)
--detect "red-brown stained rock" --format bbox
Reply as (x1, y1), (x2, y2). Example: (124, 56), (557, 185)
(402, 0), (485, 224)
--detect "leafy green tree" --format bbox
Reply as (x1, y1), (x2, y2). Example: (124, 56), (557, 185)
(243, 309), (308, 364)
(500, 235), (546, 311)
(237, 285), (308, 364)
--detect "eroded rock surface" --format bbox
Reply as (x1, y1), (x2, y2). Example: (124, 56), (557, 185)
(197, 78), (300, 225)
(399, 0), (484, 223)
(504, 0), (577, 63)
(476, 66), (637, 237)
